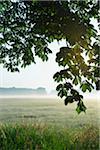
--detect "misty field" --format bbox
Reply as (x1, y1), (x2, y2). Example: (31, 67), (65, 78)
(0, 97), (99, 126)
(0, 97), (99, 149)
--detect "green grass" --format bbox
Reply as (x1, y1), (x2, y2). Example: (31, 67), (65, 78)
(0, 123), (99, 150)
(0, 97), (99, 149)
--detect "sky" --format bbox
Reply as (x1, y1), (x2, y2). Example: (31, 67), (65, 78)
(0, 19), (99, 93)
(0, 40), (67, 93)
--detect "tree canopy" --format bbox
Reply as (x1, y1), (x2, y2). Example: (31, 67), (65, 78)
(0, 0), (99, 113)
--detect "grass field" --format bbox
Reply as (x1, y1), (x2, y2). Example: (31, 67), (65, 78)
(0, 97), (99, 149)
(0, 97), (99, 126)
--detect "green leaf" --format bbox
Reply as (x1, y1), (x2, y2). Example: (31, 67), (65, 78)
(73, 77), (78, 85)
(53, 72), (63, 82)
(56, 84), (63, 91)
(80, 83), (87, 92)
(64, 82), (73, 90)
(71, 89), (79, 96)
(64, 99), (69, 105)
(76, 106), (82, 114)
(80, 81), (94, 93)
(76, 101), (87, 114)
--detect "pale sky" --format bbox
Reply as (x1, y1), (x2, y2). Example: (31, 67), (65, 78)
(0, 40), (67, 92)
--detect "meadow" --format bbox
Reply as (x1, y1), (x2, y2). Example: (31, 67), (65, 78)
(0, 97), (99, 149)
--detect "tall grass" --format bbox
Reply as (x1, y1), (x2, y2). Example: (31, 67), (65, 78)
(0, 123), (99, 150)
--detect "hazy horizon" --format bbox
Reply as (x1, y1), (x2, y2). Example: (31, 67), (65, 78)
(0, 86), (99, 100)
